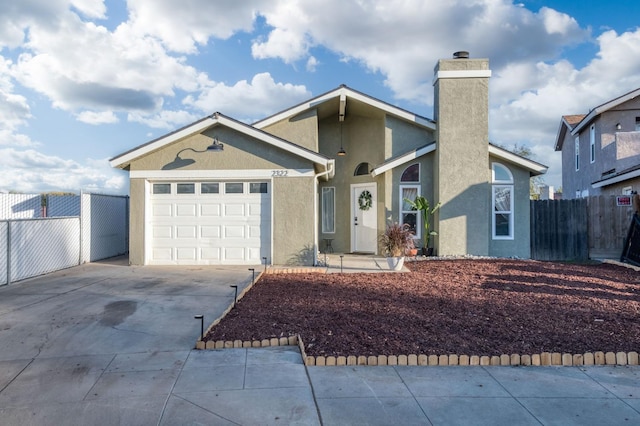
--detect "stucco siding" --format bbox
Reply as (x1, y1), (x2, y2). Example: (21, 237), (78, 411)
(128, 178), (146, 265)
(434, 57), (491, 256)
(384, 115), (435, 157)
(128, 127), (312, 172)
(273, 177), (316, 265)
(489, 163), (531, 258)
(260, 109), (319, 152)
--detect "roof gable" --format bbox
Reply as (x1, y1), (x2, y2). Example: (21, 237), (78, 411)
(109, 112), (332, 170)
(253, 85), (436, 131)
(571, 87), (640, 135)
(554, 114), (586, 151)
(488, 144), (548, 176)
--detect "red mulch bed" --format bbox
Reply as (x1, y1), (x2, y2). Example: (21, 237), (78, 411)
(204, 259), (640, 357)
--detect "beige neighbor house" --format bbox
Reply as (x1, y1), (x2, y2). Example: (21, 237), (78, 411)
(110, 52), (547, 266)
(555, 87), (640, 199)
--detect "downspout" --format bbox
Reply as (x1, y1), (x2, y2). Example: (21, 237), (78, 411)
(313, 160), (335, 266)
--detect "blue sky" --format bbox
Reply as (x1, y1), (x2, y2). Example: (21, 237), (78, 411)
(2, 0), (640, 194)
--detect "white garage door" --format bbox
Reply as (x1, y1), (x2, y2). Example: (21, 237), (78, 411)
(149, 181), (271, 265)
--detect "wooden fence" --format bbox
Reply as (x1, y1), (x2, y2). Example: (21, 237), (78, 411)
(530, 196), (635, 261)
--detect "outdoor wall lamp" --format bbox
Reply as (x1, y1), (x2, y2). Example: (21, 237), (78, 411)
(616, 123), (622, 130)
(162, 138), (224, 170)
(337, 119), (346, 156)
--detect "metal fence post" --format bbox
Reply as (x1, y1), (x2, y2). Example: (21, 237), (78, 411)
(6, 221), (11, 286)
(79, 190), (84, 265)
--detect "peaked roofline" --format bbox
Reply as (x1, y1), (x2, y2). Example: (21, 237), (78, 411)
(370, 142), (436, 177)
(253, 85), (437, 131)
(488, 144), (548, 176)
(369, 142), (548, 178)
(109, 112), (332, 170)
(571, 87), (640, 136)
(554, 114), (586, 151)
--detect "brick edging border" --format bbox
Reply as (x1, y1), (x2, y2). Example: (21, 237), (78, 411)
(199, 334), (639, 367)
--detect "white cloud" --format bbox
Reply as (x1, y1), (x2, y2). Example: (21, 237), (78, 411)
(306, 56), (319, 72)
(183, 72), (311, 121)
(128, 109), (200, 129)
(11, 7), (207, 117)
(76, 110), (118, 125)
(0, 148), (126, 193)
(70, 0), (106, 19)
(126, 0), (262, 53)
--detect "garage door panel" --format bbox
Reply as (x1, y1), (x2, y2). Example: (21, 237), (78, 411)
(224, 226), (245, 238)
(201, 226), (221, 238)
(176, 247), (197, 260)
(201, 247), (221, 261)
(150, 181), (271, 265)
(201, 204), (221, 216)
(249, 225), (261, 238)
(224, 247), (245, 260)
(248, 203), (264, 216)
(153, 226), (172, 238)
(153, 204), (172, 216)
(152, 248), (173, 260)
(176, 226), (197, 238)
(225, 204), (245, 216)
(176, 204), (197, 216)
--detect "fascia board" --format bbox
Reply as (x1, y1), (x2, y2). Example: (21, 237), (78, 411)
(488, 145), (548, 175)
(370, 143), (436, 177)
(254, 86), (436, 131)
(592, 168), (640, 189)
(571, 89), (640, 136)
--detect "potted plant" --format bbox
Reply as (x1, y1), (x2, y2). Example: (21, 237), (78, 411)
(403, 195), (441, 256)
(379, 222), (415, 270)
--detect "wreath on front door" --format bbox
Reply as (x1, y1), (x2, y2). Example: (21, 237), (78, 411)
(358, 190), (373, 211)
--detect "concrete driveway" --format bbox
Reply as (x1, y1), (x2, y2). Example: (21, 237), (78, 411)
(0, 257), (311, 425)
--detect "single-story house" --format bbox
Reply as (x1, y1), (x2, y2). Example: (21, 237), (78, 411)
(110, 51), (547, 266)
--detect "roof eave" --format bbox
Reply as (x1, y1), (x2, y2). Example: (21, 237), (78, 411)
(488, 145), (548, 176)
(370, 142), (436, 177)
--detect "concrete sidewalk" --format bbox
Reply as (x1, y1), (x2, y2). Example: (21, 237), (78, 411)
(164, 346), (640, 426)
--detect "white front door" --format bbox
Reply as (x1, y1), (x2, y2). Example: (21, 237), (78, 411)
(351, 183), (377, 253)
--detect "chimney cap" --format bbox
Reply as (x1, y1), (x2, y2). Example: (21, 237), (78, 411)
(453, 51), (470, 59)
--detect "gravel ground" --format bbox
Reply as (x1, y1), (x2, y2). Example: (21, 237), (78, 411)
(205, 259), (640, 357)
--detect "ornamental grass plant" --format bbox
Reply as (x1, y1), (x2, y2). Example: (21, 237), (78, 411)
(380, 222), (415, 257)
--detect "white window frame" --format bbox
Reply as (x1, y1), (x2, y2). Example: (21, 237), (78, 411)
(400, 185), (421, 239)
(590, 125), (595, 164)
(491, 163), (514, 240)
(492, 185), (514, 240)
(575, 137), (580, 171)
(321, 187), (335, 234)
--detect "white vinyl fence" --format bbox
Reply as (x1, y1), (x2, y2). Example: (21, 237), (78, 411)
(0, 193), (129, 285)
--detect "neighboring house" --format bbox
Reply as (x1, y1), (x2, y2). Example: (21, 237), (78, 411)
(110, 52), (547, 266)
(555, 88), (640, 199)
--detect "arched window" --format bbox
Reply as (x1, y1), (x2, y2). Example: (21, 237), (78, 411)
(354, 162), (370, 176)
(491, 163), (514, 239)
(400, 163), (421, 237)
(401, 163), (420, 182)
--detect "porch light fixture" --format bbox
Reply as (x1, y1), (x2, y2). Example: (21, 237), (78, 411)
(162, 137), (224, 170)
(616, 123), (622, 130)
(337, 119), (346, 156)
